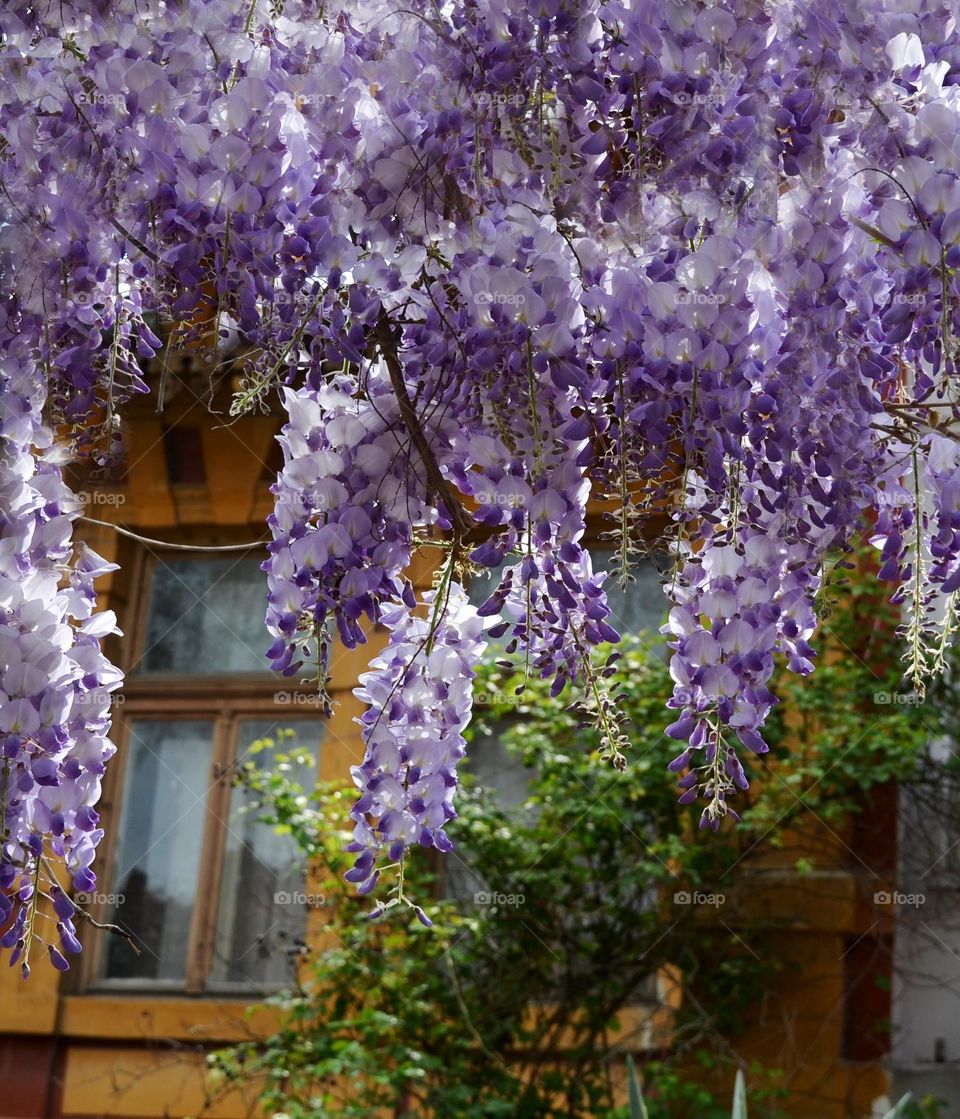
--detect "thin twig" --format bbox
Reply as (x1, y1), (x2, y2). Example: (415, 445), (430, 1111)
(72, 907), (143, 955)
(374, 310), (473, 540)
(443, 952), (514, 1073)
(78, 516), (268, 552)
(106, 215), (160, 263)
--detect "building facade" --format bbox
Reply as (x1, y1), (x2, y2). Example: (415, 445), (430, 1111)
(0, 384), (929, 1119)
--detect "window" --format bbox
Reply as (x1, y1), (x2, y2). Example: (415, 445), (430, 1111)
(450, 548), (665, 891)
(138, 556), (271, 674)
(450, 547), (666, 1007)
(88, 553), (323, 993)
(593, 547), (667, 655)
(467, 546), (667, 658)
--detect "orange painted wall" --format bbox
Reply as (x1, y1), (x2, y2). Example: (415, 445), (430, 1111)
(0, 406), (894, 1119)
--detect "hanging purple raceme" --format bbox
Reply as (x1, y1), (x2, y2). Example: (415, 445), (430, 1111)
(347, 582), (489, 920)
(264, 374), (432, 703)
(6, 0), (960, 948)
(0, 330), (122, 976)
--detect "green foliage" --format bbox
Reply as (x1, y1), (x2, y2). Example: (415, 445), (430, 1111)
(625, 1056), (646, 1119)
(887, 1096), (913, 1119)
(209, 577), (944, 1118)
(632, 1078), (935, 1119)
(732, 1069), (747, 1119)
(889, 1093), (949, 1119)
(619, 1057), (786, 1119)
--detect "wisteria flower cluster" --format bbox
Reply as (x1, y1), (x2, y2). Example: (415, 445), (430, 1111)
(6, 0), (960, 955)
(0, 325), (122, 975)
(346, 581), (489, 919)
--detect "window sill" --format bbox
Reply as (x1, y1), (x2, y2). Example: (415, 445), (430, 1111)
(58, 992), (283, 1044)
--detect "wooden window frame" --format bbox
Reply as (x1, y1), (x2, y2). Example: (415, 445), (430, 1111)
(78, 549), (325, 995)
(78, 531), (664, 994)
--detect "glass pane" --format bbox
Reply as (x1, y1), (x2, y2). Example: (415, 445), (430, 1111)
(102, 720), (214, 982)
(457, 547), (666, 899)
(138, 557), (270, 674)
(447, 718), (534, 902)
(589, 547), (667, 650)
(208, 718), (322, 989)
(468, 547), (666, 649)
(465, 719), (531, 812)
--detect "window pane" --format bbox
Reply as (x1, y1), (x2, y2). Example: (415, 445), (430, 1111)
(464, 719), (531, 812)
(138, 557), (269, 674)
(447, 717), (534, 902)
(458, 545), (665, 877)
(208, 718), (322, 989)
(102, 720), (214, 982)
(589, 547), (666, 648)
(468, 547), (666, 650)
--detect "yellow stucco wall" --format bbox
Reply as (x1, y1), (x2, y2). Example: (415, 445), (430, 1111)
(0, 409), (892, 1119)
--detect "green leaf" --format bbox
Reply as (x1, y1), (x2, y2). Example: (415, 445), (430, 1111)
(626, 1054), (648, 1119)
(882, 1094), (913, 1119)
(731, 1069), (747, 1119)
